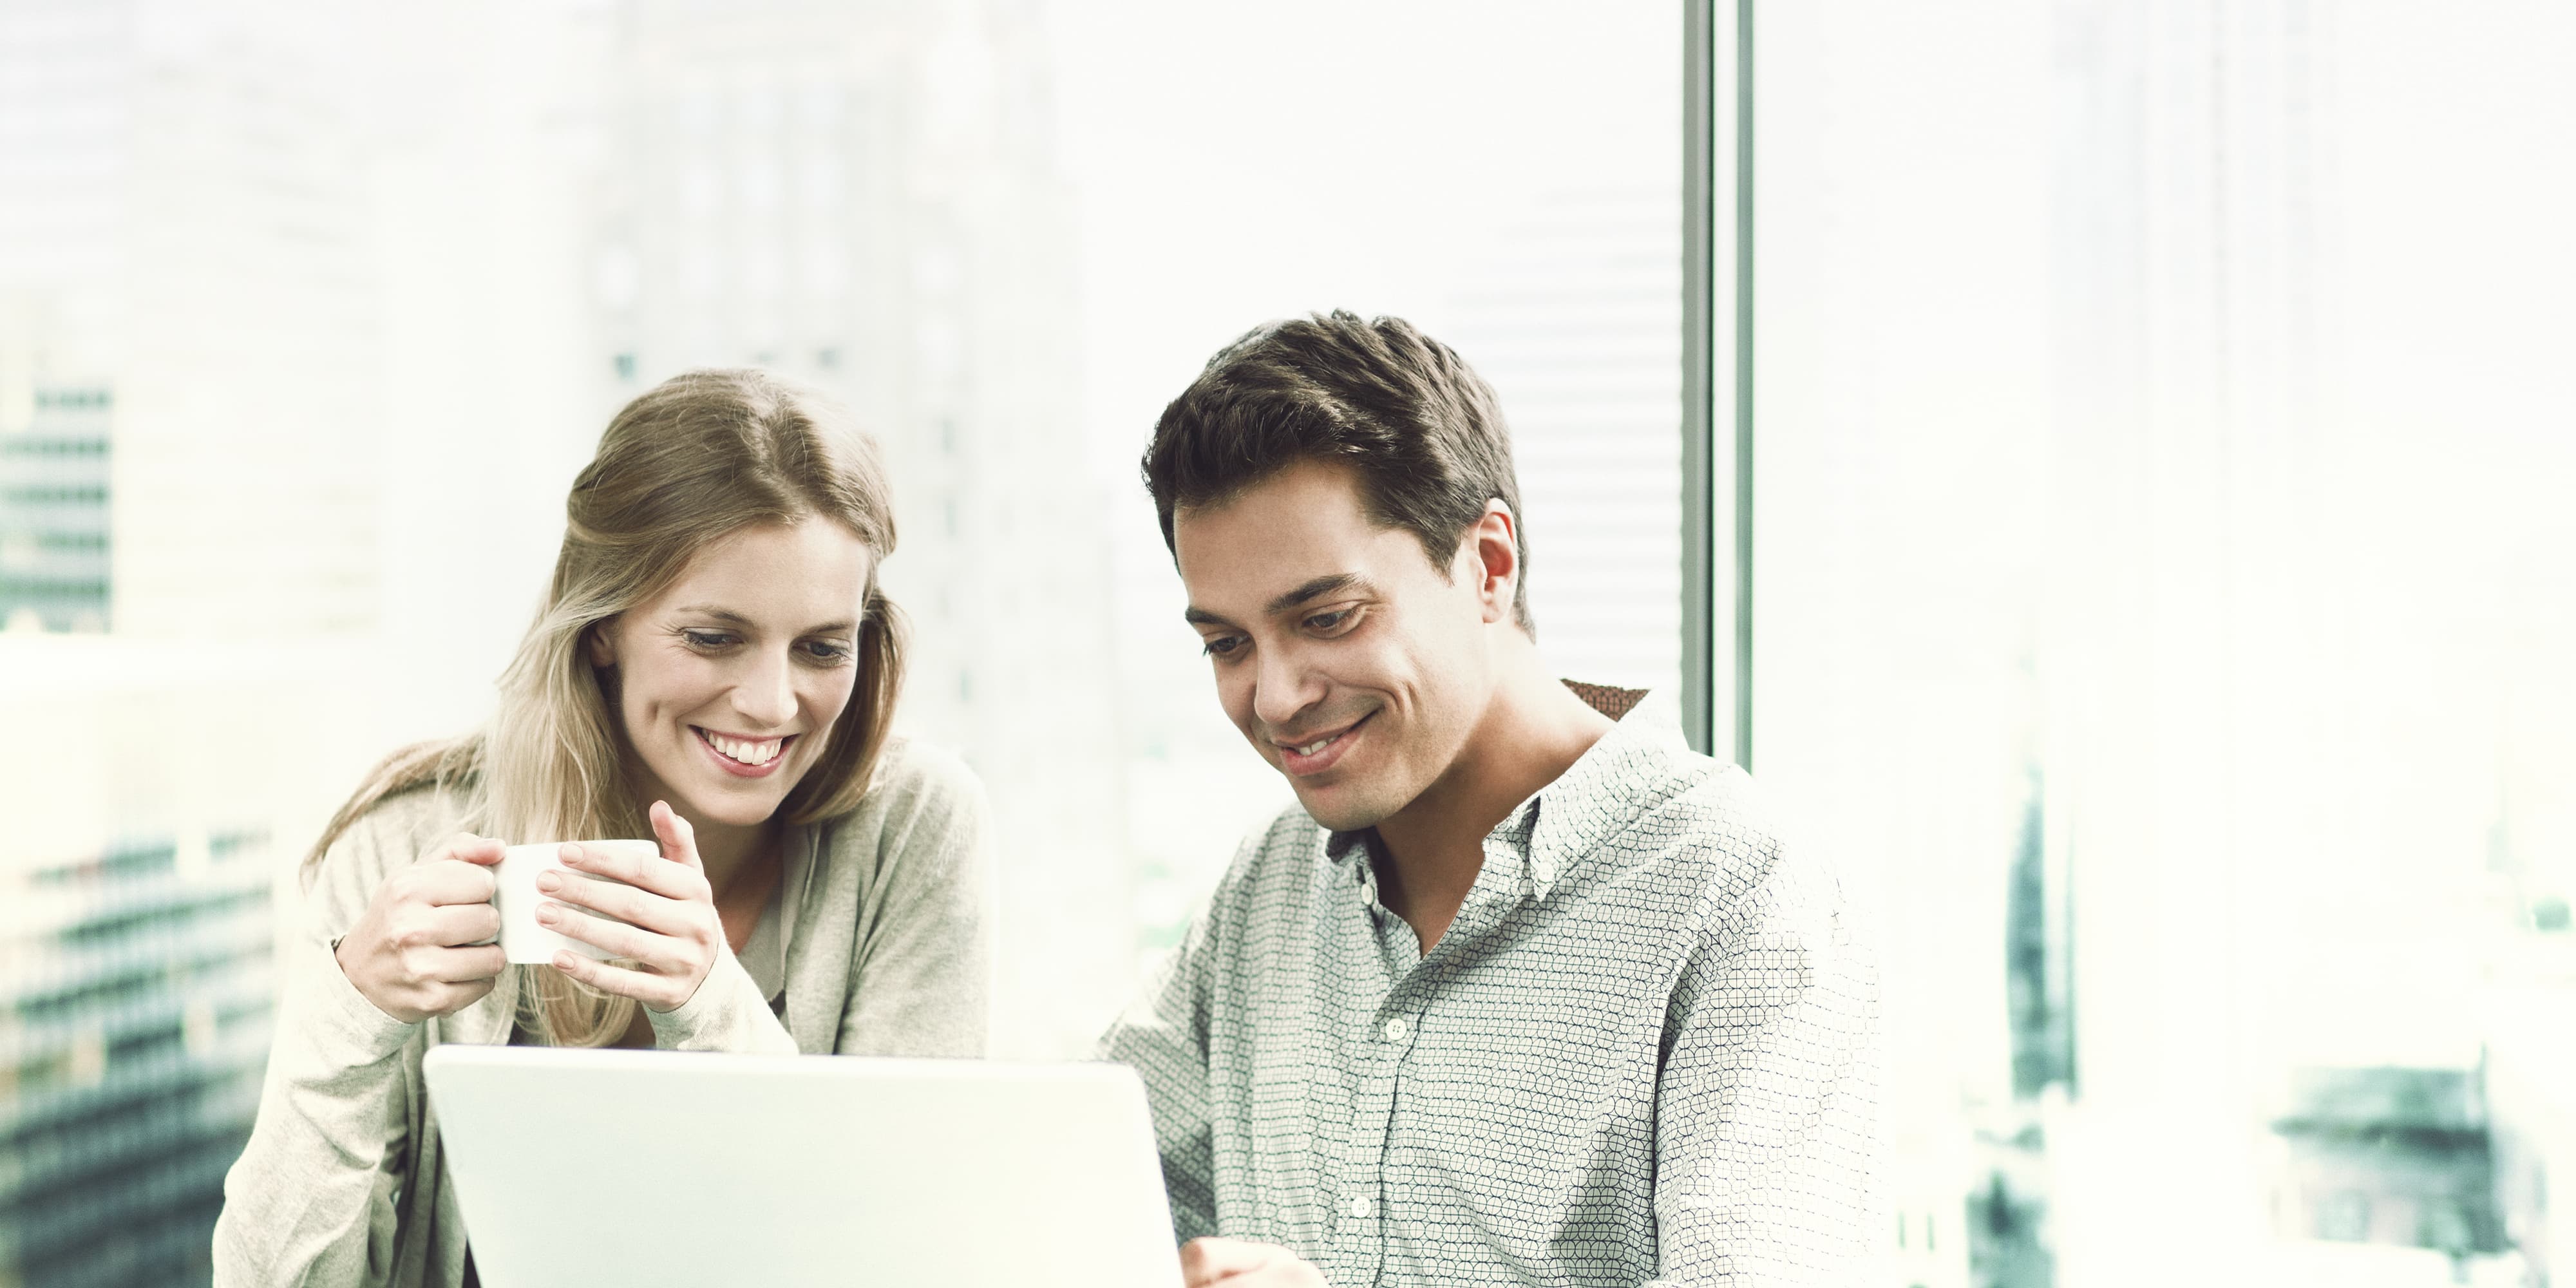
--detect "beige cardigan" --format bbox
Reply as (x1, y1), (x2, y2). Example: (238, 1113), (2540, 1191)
(212, 737), (994, 1288)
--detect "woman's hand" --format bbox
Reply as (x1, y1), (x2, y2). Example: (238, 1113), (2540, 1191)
(334, 833), (509, 1024)
(536, 800), (723, 1012)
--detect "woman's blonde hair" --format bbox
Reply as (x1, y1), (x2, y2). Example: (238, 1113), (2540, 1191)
(308, 368), (907, 1046)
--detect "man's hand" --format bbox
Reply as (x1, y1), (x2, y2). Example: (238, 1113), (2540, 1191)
(1179, 1238), (1327, 1288)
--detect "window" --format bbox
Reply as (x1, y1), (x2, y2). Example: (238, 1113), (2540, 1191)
(1714, 1), (2576, 1282)
(0, 4), (1685, 1282)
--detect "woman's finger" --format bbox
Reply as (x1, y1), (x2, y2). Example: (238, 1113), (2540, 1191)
(650, 800), (705, 874)
(558, 841), (702, 902)
(431, 975), (499, 1014)
(414, 858), (501, 907)
(538, 902), (689, 972)
(551, 949), (688, 1011)
(426, 900), (502, 947)
(426, 943), (509, 983)
(539, 868), (686, 933)
(439, 832), (507, 867)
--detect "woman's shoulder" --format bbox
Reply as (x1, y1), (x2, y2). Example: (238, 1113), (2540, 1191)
(309, 776), (478, 887)
(857, 734), (986, 815)
(815, 735), (989, 863)
(296, 772), (479, 931)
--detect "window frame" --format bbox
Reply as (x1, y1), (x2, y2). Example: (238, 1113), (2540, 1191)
(1680, 0), (1752, 766)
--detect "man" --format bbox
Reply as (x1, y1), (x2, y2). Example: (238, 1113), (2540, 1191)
(1104, 312), (1879, 1287)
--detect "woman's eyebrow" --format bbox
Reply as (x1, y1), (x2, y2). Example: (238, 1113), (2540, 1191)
(674, 604), (752, 625)
(676, 604), (857, 635)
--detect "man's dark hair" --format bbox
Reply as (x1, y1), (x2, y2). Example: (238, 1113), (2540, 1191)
(1141, 310), (1535, 633)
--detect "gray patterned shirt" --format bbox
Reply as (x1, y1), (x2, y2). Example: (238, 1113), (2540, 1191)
(1100, 685), (1880, 1286)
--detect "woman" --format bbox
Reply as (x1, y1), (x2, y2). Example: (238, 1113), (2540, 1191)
(213, 370), (992, 1287)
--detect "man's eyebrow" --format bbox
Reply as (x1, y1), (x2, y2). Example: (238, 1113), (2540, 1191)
(1265, 573), (1367, 617)
(1181, 573), (1371, 629)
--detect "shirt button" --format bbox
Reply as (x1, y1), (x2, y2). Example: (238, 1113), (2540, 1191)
(1381, 1016), (1409, 1041)
(1347, 1194), (1373, 1220)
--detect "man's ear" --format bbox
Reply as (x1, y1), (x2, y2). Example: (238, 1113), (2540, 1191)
(584, 619), (619, 668)
(1469, 500), (1519, 626)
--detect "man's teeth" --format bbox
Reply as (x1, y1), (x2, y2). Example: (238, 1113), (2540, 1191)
(705, 731), (783, 765)
(1294, 734), (1334, 757)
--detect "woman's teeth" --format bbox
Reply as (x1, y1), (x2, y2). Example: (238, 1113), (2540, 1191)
(703, 730), (783, 765)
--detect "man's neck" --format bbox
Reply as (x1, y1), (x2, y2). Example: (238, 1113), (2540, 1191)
(1370, 640), (1616, 954)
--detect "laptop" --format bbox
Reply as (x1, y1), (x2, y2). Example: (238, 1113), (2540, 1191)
(422, 1045), (1184, 1288)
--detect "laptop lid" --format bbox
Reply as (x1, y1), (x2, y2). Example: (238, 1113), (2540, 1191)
(422, 1045), (1182, 1288)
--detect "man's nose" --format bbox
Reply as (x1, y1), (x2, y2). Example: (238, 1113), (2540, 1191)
(1248, 641), (1323, 733)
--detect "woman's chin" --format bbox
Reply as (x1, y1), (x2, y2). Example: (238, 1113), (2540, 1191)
(683, 784), (790, 828)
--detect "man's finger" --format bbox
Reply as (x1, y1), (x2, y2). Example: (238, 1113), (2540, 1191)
(1179, 1238), (1285, 1287)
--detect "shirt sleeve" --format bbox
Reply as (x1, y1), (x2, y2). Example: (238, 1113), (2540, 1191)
(833, 743), (996, 1058)
(1648, 840), (1882, 1285)
(1098, 889), (1222, 1245)
(212, 811), (426, 1288)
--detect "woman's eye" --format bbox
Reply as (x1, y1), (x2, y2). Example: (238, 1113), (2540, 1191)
(801, 639), (854, 663)
(682, 630), (735, 650)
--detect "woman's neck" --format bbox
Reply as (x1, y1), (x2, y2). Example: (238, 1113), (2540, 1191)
(685, 813), (777, 896)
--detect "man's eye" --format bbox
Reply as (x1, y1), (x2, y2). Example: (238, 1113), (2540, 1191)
(1202, 636), (1245, 659)
(1306, 609), (1358, 634)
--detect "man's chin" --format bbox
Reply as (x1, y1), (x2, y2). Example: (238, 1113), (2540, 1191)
(1291, 779), (1393, 835)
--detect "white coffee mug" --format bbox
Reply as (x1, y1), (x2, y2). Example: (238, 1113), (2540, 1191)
(492, 840), (659, 965)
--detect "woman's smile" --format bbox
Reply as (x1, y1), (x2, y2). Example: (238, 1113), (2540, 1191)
(692, 726), (795, 778)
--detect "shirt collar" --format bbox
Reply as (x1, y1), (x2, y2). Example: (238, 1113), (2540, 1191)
(1322, 680), (1683, 902)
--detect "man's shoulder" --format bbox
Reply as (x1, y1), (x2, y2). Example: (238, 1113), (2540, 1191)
(1564, 739), (1819, 916)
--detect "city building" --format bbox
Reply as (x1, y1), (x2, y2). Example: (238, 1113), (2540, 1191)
(2266, 1066), (2505, 1257)
(0, 378), (111, 632)
(0, 638), (390, 1288)
(0, 0), (383, 639)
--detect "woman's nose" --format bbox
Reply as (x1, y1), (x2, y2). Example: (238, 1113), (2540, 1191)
(733, 649), (797, 726)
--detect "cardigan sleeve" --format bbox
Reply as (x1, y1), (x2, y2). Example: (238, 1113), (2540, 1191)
(213, 797), (437, 1288)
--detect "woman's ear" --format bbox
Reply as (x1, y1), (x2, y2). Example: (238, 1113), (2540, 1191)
(584, 619), (620, 668)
